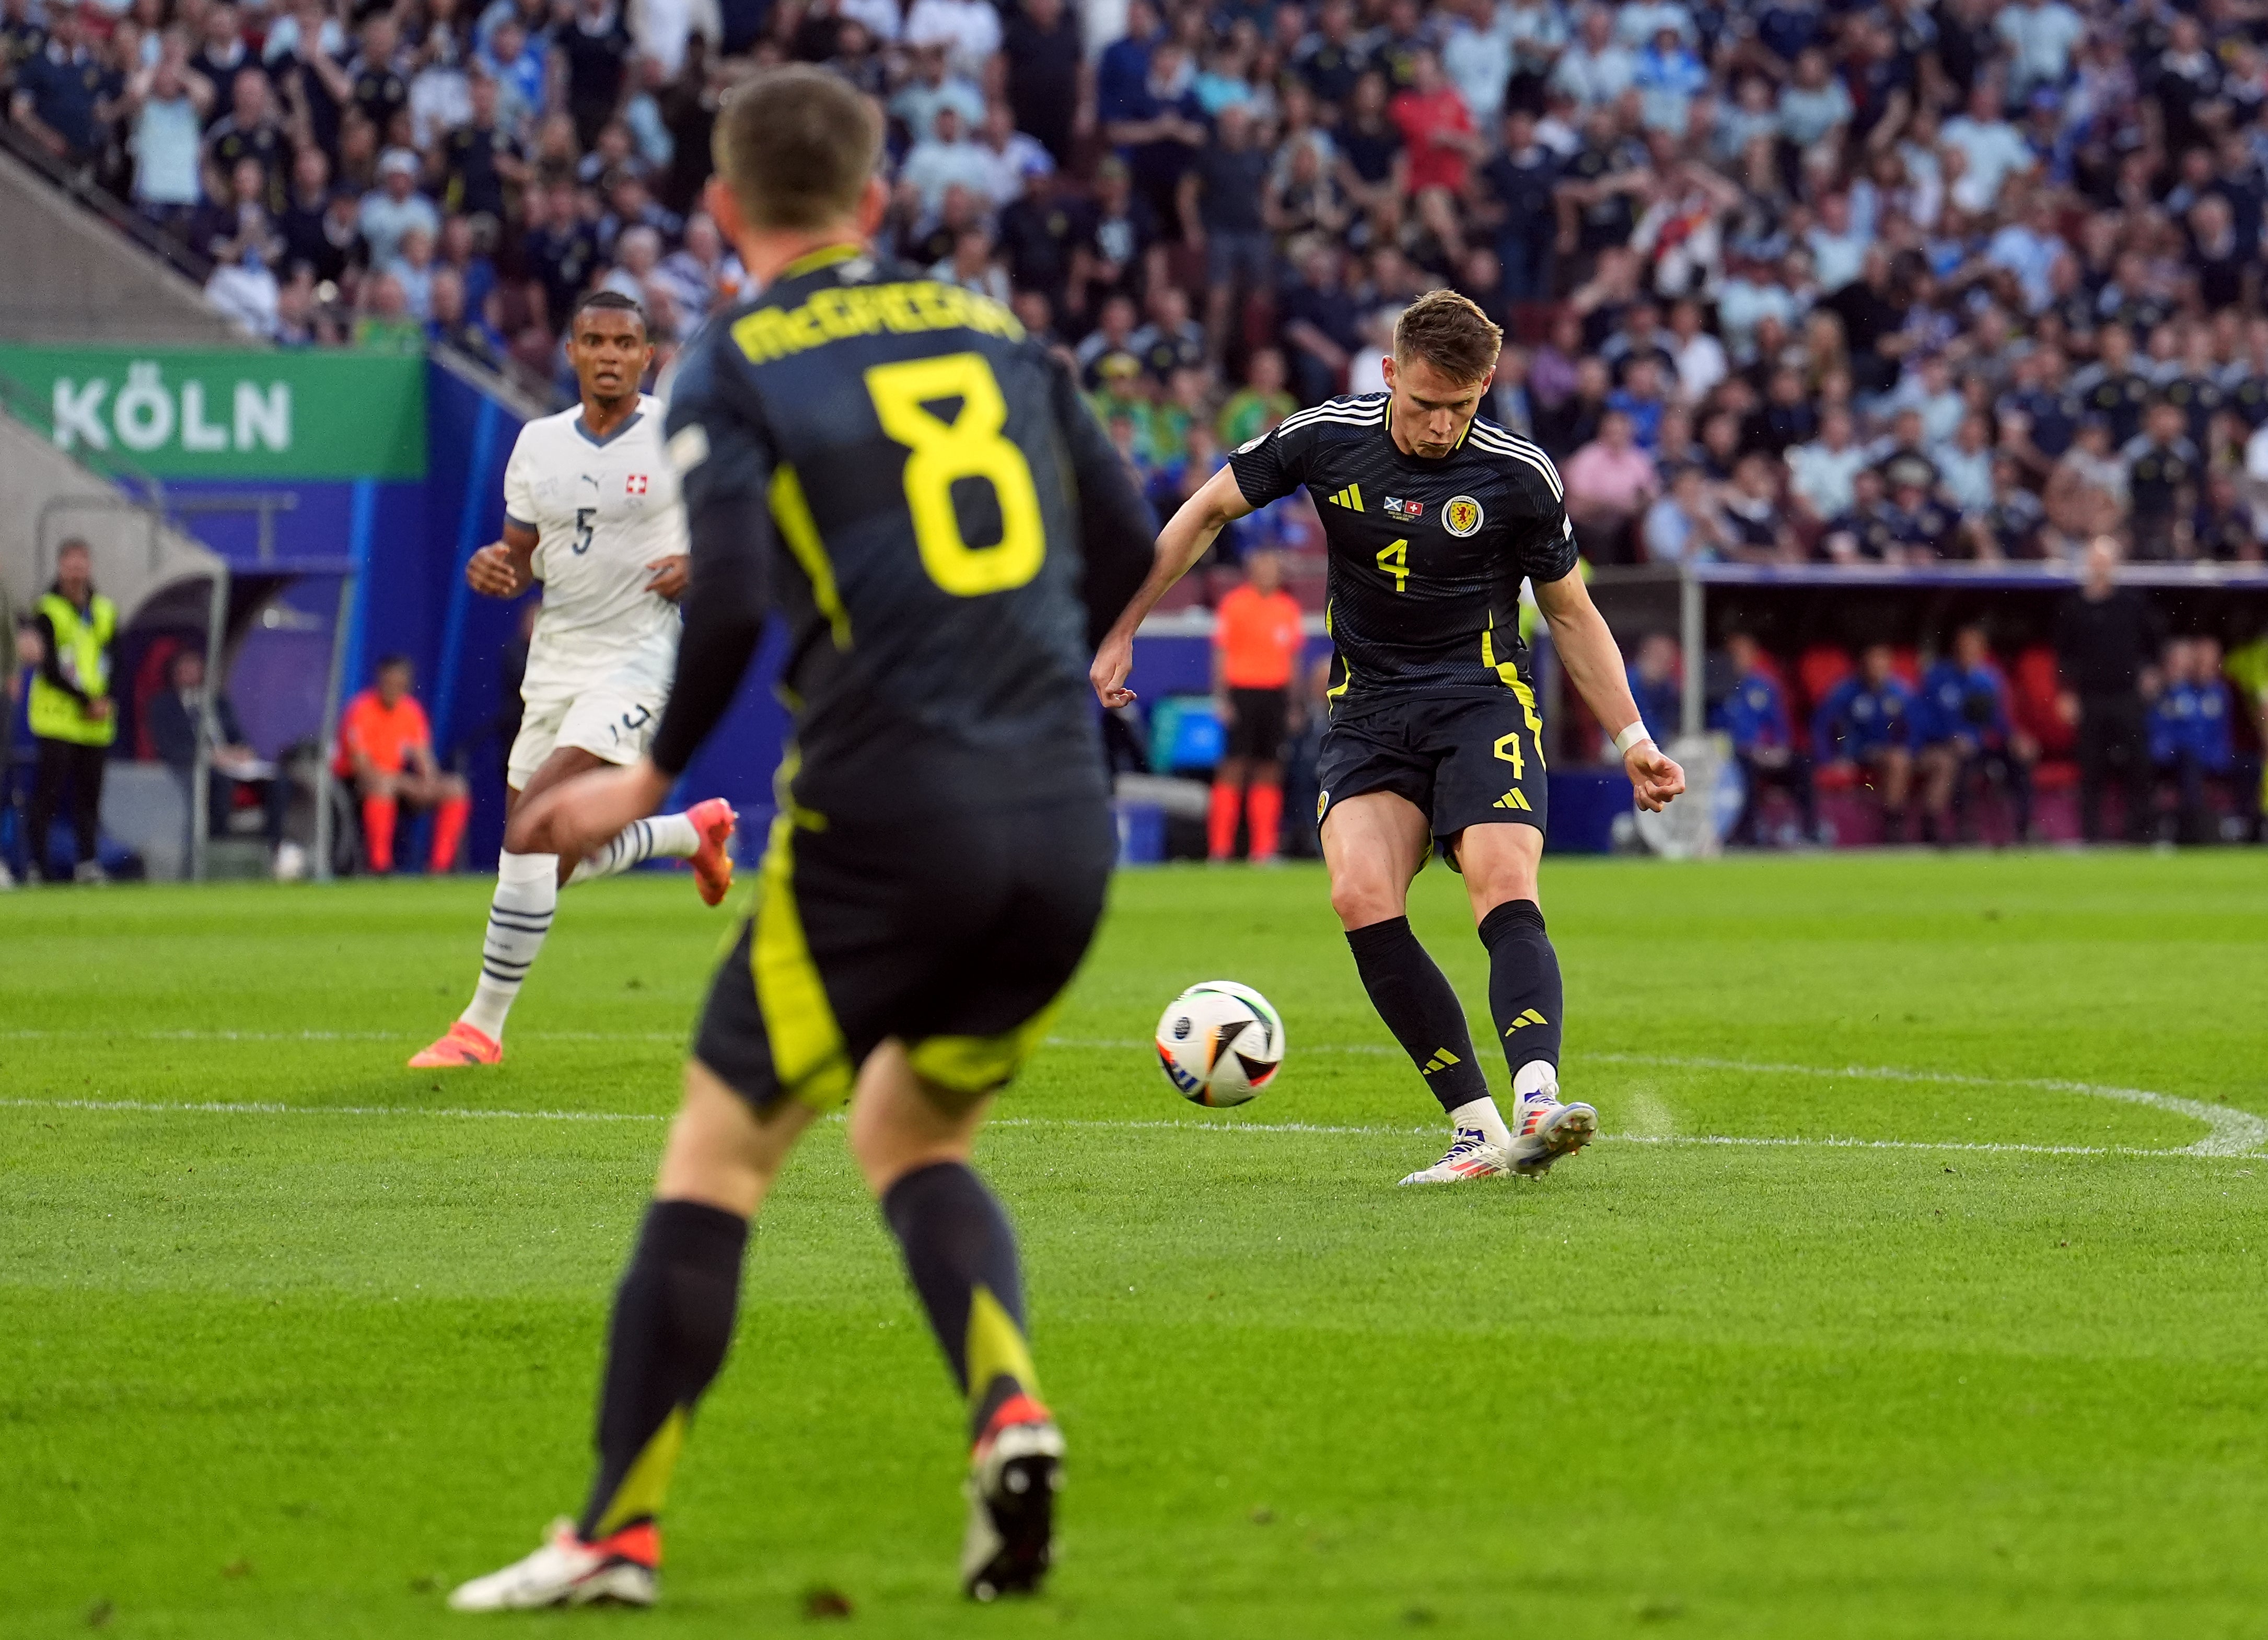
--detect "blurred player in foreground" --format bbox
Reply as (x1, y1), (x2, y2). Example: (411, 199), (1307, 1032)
(408, 290), (737, 1069)
(447, 66), (1152, 1611)
(1094, 291), (1683, 1186)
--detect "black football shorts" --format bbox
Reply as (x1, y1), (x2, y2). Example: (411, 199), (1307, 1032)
(695, 794), (1116, 1111)
(1313, 690), (1549, 866)
(1223, 685), (1291, 762)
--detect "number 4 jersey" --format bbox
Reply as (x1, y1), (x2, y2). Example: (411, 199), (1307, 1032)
(1227, 392), (1576, 710)
(500, 394), (687, 704)
(654, 248), (1154, 813)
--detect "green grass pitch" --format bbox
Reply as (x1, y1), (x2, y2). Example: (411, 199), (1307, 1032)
(5, 852), (2267, 1638)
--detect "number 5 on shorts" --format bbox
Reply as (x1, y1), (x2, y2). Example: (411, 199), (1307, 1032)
(866, 353), (1044, 597)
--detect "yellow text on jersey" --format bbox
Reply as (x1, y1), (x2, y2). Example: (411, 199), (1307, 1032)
(731, 282), (1026, 365)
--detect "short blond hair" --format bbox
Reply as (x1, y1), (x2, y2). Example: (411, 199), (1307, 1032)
(1393, 289), (1504, 385)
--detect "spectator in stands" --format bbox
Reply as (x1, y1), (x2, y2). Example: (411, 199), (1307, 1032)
(1178, 100), (1270, 370)
(1217, 347), (1294, 450)
(148, 647), (296, 874)
(1722, 455), (1799, 563)
(122, 32), (210, 232)
(1784, 409), (1867, 530)
(2055, 536), (2163, 843)
(1717, 632), (1816, 846)
(9, 4), (121, 165)
(1564, 409), (1659, 563)
(1915, 623), (2036, 844)
(1278, 242), (1363, 406)
(1209, 548), (1304, 864)
(25, 540), (117, 885)
(1642, 465), (1728, 565)
(1813, 643), (1916, 842)
(333, 655), (469, 875)
(2123, 399), (2201, 562)
(360, 147), (441, 268)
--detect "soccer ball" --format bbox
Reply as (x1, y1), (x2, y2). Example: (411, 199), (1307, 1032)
(1155, 981), (1285, 1108)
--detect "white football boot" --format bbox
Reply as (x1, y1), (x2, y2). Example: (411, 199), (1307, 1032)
(1397, 1123), (1512, 1184)
(962, 1394), (1066, 1600)
(447, 1518), (658, 1611)
(1508, 1079), (1598, 1177)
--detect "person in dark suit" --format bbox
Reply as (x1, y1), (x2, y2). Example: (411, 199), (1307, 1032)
(148, 647), (292, 858)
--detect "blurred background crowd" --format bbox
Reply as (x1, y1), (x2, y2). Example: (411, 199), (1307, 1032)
(8, 0), (2268, 569)
(6, 0), (2268, 879)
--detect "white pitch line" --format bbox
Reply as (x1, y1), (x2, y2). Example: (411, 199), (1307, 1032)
(0, 1096), (664, 1123)
(1589, 1052), (2268, 1159)
(0, 1097), (2252, 1162)
(1044, 1041), (2268, 1158)
(3, 1041), (2260, 1158)
(0, 1029), (685, 1043)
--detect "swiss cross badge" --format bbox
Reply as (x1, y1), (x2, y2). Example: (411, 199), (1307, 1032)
(626, 473), (650, 496)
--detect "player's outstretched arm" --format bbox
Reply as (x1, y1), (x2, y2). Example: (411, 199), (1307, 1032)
(1533, 566), (1686, 812)
(467, 520), (539, 598)
(1090, 462), (1257, 708)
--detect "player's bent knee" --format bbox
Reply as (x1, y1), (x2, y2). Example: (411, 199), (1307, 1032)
(845, 1043), (988, 1197)
(1329, 873), (1403, 929)
(654, 1061), (812, 1216)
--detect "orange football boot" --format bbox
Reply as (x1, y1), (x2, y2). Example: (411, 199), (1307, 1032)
(687, 797), (738, 907)
(408, 1020), (503, 1068)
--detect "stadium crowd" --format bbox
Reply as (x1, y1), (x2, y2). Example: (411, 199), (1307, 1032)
(7, 0), (2268, 567)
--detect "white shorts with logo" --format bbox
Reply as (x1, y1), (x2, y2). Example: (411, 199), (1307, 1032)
(507, 668), (670, 789)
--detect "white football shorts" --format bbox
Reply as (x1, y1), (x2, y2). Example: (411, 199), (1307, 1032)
(507, 670), (670, 789)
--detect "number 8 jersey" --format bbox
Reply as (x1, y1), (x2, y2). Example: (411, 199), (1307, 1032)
(658, 248), (1149, 815)
(500, 393), (687, 703)
(1226, 392), (1576, 711)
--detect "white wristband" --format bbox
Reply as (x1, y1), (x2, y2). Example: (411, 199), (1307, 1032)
(1611, 722), (1655, 758)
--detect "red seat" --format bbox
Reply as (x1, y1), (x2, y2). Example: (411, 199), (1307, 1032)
(2011, 645), (2075, 755)
(1796, 644), (1854, 716)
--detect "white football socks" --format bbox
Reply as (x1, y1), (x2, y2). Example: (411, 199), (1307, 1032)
(1451, 1064), (1560, 1151)
(1450, 1097), (1515, 1150)
(457, 815), (706, 1042)
(460, 850), (559, 1041)
(565, 811), (702, 886)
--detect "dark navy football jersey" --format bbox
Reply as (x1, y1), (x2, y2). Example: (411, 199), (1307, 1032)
(1226, 393), (1576, 710)
(659, 246), (1149, 814)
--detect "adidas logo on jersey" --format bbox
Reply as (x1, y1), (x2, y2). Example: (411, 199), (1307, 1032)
(1504, 1008), (1546, 1034)
(1493, 789), (1533, 812)
(1328, 484), (1364, 511)
(1422, 1046), (1462, 1075)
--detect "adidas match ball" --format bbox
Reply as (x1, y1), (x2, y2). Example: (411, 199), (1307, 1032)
(1155, 981), (1285, 1108)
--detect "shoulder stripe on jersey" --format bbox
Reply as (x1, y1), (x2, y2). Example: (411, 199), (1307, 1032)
(1469, 427), (1564, 499)
(1276, 402), (1383, 435)
(1472, 422), (1557, 470)
(1276, 411), (1379, 435)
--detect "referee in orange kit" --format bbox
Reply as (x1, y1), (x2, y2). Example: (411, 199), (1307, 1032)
(1209, 546), (1306, 862)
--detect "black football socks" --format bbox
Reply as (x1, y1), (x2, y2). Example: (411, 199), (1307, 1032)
(1345, 915), (1488, 1115)
(1479, 898), (1563, 1096)
(577, 1200), (748, 1542)
(882, 1161), (1040, 1441)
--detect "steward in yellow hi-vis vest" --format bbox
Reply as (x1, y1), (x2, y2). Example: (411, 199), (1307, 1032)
(27, 540), (120, 882)
(29, 586), (119, 747)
